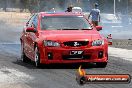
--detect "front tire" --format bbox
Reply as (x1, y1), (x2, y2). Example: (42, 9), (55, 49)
(34, 47), (41, 68)
(96, 62), (107, 68)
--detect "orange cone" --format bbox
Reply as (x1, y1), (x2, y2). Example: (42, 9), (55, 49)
(107, 34), (112, 45)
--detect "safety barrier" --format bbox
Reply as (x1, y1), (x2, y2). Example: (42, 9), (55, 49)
(112, 39), (132, 47)
(0, 12), (31, 27)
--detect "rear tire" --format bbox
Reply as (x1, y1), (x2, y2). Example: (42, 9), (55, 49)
(21, 42), (29, 62)
(34, 47), (41, 68)
(96, 62), (107, 68)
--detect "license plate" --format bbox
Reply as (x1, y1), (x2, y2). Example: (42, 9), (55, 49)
(70, 51), (83, 55)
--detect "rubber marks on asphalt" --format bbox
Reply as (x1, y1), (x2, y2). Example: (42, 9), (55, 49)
(0, 67), (34, 83)
(0, 83), (31, 88)
(109, 47), (132, 62)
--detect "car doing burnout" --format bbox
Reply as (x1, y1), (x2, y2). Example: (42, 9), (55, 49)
(20, 12), (108, 67)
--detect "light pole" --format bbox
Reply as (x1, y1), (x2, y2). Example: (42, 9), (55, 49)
(114, 0), (116, 15)
(127, 0), (128, 15)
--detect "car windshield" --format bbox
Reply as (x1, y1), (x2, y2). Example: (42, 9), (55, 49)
(41, 16), (92, 30)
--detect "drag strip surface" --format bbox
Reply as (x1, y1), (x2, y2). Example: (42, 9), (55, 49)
(109, 47), (132, 61)
(0, 43), (131, 88)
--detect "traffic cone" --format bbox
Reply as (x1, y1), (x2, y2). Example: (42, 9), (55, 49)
(107, 34), (112, 45)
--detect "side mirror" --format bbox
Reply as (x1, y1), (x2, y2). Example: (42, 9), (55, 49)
(96, 26), (102, 31)
(26, 27), (37, 33)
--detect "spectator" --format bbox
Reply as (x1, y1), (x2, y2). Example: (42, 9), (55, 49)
(65, 5), (73, 12)
(88, 3), (100, 27)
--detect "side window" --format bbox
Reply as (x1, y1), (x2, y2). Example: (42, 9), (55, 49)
(28, 14), (37, 27)
(26, 15), (35, 27)
(32, 15), (38, 28)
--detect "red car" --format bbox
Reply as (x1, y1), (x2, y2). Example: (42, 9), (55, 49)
(20, 12), (108, 67)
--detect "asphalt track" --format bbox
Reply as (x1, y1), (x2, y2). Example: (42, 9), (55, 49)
(0, 19), (132, 88)
(0, 43), (132, 88)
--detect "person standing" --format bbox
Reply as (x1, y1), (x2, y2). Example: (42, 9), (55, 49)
(88, 3), (100, 27)
(65, 5), (73, 12)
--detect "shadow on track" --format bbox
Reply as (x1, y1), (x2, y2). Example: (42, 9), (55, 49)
(13, 59), (96, 69)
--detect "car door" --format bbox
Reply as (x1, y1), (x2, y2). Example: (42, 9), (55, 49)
(24, 14), (36, 58)
(28, 14), (38, 60)
(23, 15), (33, 55)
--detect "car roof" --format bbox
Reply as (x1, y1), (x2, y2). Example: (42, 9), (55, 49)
(39, 12), (83, 17)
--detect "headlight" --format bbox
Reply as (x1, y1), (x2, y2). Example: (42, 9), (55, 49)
(44, 40), (60, 47)
(92, 40), (104, 46)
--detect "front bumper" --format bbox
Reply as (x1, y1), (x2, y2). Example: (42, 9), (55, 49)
(39, 46), (108, 64)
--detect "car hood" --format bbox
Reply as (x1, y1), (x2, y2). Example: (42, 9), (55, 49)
(39, 30), (102, 42)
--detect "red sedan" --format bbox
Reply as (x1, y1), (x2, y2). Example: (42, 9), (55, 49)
(20, 12), (108, 67)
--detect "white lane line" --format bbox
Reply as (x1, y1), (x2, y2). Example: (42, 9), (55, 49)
(0, 67), (34, 83)
(109, 47), (132, 61)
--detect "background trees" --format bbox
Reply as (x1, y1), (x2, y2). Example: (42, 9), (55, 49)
(0, 0), (131, 15)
